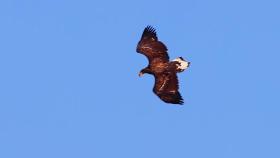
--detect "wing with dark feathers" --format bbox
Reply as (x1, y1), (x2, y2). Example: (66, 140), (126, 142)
(153, 72), (184, 105)
(136, 26), (169, 62)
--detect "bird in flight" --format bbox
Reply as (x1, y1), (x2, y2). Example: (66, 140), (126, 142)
(136, 26), (190, 105)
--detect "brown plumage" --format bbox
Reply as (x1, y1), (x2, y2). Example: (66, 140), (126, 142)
(136, 26), (190, 105)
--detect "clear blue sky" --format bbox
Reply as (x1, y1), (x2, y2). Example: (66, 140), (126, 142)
(0, 0), (279, 157)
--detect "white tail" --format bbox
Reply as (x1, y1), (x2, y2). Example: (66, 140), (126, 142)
(172, 57), (190, 72)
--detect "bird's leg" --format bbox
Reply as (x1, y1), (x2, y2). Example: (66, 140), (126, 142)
(139, 67), (152, 77)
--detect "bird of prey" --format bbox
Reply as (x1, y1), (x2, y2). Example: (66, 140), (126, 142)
(136, 26), (190, 105)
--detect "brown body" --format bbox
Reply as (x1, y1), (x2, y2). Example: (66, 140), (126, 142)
(136, 26), (189, 105)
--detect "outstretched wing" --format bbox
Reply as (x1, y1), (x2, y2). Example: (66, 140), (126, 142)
(136, 26), (169, 62)
(153, 72), (184, 105)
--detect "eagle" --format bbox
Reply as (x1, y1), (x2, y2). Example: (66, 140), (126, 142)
(136, 26), (190, 105)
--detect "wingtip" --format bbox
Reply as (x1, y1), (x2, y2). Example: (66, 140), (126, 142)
(144, 25), (156, 34)
(157, 92), (184, 105)
(178, 100), (184, 105)
(141, 25), (158, 41)
(176, 98), (184, 105)
(172, 92), (184, 105)
(168, 99), (184, 105)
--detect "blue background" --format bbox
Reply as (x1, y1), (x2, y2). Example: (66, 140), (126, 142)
(0, 0), (279, 157)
